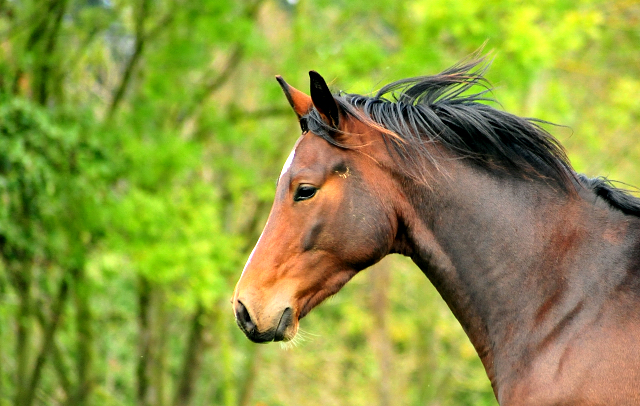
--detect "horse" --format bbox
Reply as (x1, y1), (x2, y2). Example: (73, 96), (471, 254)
(232, 58), (640, 405)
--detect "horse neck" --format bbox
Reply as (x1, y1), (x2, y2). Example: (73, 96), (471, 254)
(394, 160), (637, 392)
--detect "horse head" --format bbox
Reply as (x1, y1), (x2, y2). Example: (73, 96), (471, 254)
(232, 72), (402, 342)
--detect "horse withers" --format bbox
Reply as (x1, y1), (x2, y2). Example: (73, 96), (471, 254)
(232, 59), (640, 406)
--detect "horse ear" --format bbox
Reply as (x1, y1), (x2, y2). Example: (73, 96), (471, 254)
(276, 75), (313, 120)
(309, 71), (340, 128)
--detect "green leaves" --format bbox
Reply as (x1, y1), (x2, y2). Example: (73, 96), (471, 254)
(0, 98), (105, 264)
(0, 0), (637, 405)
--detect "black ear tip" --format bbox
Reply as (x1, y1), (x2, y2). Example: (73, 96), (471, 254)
(308, 70), (339, 127)
(309, 71), (326, 87)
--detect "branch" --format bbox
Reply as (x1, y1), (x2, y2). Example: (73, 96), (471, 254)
(106, 0), (178, 119)
(36, 0), (68, 105)
(72, 265), (93, 406)
(8, 261), (33, 406)
(176, 44), (244, 126)
(8, 0), (56, 97)
(107, 0), (149, 119)
(22, 275), (70, 406)
(137, 276), (152, 406)
(62, 27), (100, 80)
(24, 0), (56, 51)
(176, 0), (266, 125)
(107, 0), (150, 118)
(34, 305), (73, 400)
(144, 10), (174, 42)
(0, 0), (10, 18)
(228, 106), (292, 123)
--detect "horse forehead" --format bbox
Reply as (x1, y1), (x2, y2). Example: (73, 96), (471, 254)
(279, 134), (332, 179)
(279, 134), (308, 180)
(293, 133), (339, 165)
(279, 145), (297, 180)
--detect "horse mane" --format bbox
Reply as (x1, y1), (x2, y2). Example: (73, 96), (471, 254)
(576, 175), (640, 216)
(304, 57), (640, 217)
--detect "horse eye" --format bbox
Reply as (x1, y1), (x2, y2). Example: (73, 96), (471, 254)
(294, 185), (317, 202)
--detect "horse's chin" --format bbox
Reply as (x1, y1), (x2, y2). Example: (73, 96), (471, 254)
(274, 307), (296, 341)
(277, 319), (299, 342)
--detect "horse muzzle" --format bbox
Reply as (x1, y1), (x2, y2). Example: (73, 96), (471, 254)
(234, 300), (295, 343)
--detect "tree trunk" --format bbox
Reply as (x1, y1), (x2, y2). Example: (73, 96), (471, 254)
(72, 265), (93, 406)
(153, 288), (167, 406)
(369, 259), (393, 406)
(172, 304), (206, 406)
(137, 276), (152, 406)
(22, 275), (69, 406)
(108, 0), (150, 118)
(35, 0), (67, 106)
(236, 345), (261, 406)
(416, 312), (439, 404)
(12, 262), (33, 406)
(0, 267), (6, 401)
(34, 304), (73, 401)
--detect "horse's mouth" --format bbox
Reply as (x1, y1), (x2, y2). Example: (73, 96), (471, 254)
(274, 307), (294, 341)
(235, 300), (297, 343)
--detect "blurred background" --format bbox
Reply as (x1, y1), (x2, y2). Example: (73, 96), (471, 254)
(0, 0), (638, 405)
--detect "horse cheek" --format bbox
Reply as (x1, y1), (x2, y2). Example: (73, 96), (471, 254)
(338, 191), (393, 268)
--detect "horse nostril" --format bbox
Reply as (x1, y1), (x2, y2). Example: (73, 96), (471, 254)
(235, 300), (256, 334)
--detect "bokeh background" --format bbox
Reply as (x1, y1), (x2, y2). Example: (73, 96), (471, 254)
(0, 0), (638, 405)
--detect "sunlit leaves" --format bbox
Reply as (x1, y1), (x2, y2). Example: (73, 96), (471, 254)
(0, 98), (105, 265)
(0, 0), (638, 404)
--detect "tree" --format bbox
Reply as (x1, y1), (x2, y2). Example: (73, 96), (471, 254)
(0, 0), (637, 405)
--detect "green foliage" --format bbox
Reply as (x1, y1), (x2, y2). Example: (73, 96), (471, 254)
(0, 98), (105, 266)
(0, 0), (637, 405)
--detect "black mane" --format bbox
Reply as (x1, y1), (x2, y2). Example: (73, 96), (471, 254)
(577, 175), (640, 216)
(304, 58), (640, 217)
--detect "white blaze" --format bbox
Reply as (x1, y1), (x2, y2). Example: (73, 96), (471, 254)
(279, 135), (305, 181)
(240, 139), (302, 279)
(279, 146), (296, 180)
